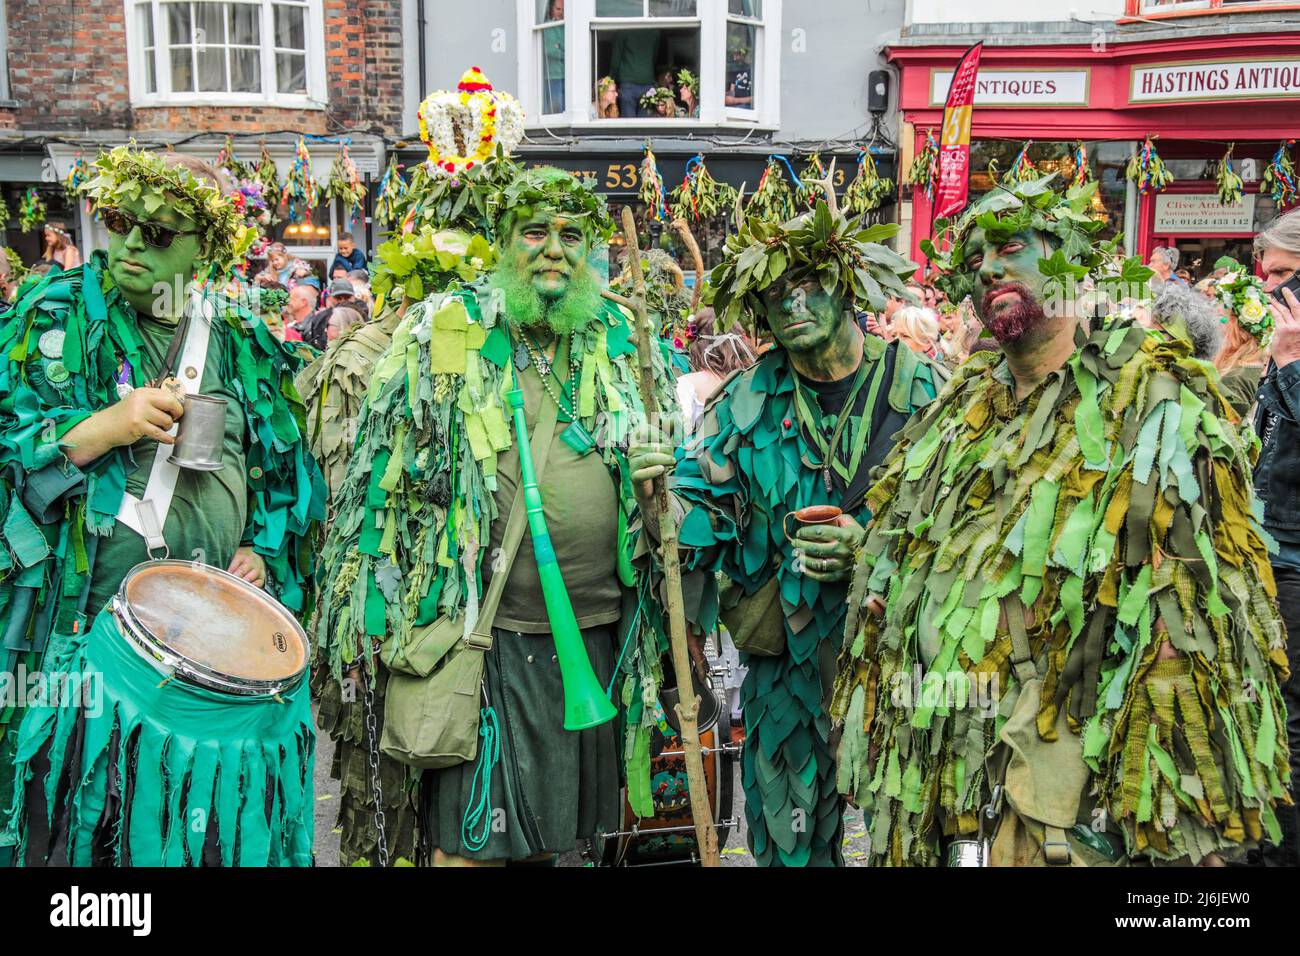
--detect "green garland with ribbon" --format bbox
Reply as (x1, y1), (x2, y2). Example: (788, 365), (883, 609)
(1127, 135), (1175, 196)
(254, 143), (282, 218)
(906, 129), (939, 202)
(373, 155), (408, 228)
(1002, 141), (1041, 187)
(215, 136), (252, 182)
(1216, 145), (1245, 206)
(795, 152), (828, 209)
(639, 143), (670, 222)
(843, 149), (894, 216)
(324, 144), (366, 225)
(1262, 140), (1298, 208)
(746, 156), (797, 223)
(669, 154), (737, 223)
(18, 187), (45, 233)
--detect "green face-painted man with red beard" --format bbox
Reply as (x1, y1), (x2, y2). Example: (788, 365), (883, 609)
(832, 175), (1291, 867)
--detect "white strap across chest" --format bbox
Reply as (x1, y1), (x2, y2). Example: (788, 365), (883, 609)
(114, 290), (216, 556)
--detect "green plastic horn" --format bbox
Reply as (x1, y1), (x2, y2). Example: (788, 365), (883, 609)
(507, 387), (618, 731)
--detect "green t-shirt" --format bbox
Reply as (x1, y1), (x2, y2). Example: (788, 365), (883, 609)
(485, 360), (621, 633)
(86, 314), (251, 614)
(611, 30), (658, 87)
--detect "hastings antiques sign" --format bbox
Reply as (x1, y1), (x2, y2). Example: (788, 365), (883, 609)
(1131, 58), (1300, 104)
(929, 69), (1089, 107)
(1153, 193), (1257, 234)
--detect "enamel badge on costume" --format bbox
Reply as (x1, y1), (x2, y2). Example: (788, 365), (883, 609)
(45, 361), (71, 391)
(38, 328), (65, 360)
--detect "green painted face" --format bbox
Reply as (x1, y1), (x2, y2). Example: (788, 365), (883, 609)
(106, 191), (204, 319)
(758, 279), (849, 355)
(964, 226), (1054, 321)
(502, 208), (593, 302)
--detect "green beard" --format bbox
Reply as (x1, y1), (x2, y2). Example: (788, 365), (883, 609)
(488, 261), (603, 335)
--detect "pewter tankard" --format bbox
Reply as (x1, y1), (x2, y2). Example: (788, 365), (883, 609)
(168, 393), (227, 472)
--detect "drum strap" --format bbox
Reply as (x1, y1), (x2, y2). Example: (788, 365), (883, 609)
(114, 289), (215, 557)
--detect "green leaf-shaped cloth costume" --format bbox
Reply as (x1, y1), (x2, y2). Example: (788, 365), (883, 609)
(670, 203), (944, 866)
(833, 183), (1292, 866)
(0, 255), (326, 864)
(315, 179), (679, 860)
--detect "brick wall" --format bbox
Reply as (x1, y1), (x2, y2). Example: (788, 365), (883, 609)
(0, 0), (404, 136)
(4, 0), (132, 131)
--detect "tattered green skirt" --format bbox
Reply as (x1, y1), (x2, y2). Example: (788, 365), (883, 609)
(421, 625), (621, 862)
(9, 612), (315, 866)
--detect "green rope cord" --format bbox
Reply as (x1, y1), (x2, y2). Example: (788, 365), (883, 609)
(461, 704), (501, 852)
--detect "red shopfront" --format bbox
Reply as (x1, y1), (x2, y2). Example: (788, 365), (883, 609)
(891, 31), (1300, 277)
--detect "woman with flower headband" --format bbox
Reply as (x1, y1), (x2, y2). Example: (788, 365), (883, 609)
(40, 221), (81, 273)
(595, 76), (620, 119)
(0, 144), (325, 866)
(1212, 257), (1273, 419)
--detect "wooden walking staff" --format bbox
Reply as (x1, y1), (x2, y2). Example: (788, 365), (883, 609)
(602, 206), (721, 868)
(670, 217), (706, 312)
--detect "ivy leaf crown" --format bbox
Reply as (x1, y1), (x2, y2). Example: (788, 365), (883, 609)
(705, 199), (915, 330)
(494, 166), (615, 243)
(83, 141), (255, 274)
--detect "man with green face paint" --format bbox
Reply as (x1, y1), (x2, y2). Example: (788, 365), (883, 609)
(315, 166), (677, 865)
(0, 145), (325, 865)
(629, 200), (945, 866)
(832, 175), (1291, 866)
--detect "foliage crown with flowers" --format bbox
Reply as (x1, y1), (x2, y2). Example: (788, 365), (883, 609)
(1214, 259), (1274, 345)
(921, 173), (1149, 307)
(83, 142), (255, 275)
(705, 200), (915, 331)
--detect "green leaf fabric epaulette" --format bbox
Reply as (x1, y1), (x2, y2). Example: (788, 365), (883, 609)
(669, 341), (940, 866)
(833, 320), (1290, 866)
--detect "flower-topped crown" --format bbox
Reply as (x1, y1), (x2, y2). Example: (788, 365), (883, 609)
(418, 67), (525, 177)
(639, 86), (677, 112)
(83, 142), (255, 274)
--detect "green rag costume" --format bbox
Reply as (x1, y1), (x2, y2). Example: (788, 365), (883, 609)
(670, 335), (942, 866)
(315, 280), (677, 862)
(0, 253), (325, 862)
(297, 308), (421, 866)
(833, 321), (1292, 865)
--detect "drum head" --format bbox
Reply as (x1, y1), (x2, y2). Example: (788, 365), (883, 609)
(120, 561), (307, 686)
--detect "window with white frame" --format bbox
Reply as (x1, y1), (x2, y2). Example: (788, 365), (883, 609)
(128, 0), (325, 105)
(517, 0), (780, 126)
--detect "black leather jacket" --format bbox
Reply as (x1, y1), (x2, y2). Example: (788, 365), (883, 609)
(1253, 360), (1300, 541)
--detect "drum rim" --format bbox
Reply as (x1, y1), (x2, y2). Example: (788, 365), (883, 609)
(114, 559), (308, 697)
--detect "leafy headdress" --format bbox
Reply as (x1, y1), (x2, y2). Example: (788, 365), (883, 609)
(494, 165), (614, 243)
(920, 173), (1147, 307)
(705, 198), (914, 332)
(83, 142), (255, 274)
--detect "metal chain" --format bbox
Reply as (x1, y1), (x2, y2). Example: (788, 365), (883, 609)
(359, 655), (391, 868)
